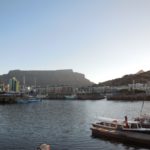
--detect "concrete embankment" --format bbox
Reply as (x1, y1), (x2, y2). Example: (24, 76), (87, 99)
(47, 93), (105, 100)
(0, 96), (17, 104)
(107, 94), (150, 101)
(77, 93), (104, 100)
(47, 94), (65, 100)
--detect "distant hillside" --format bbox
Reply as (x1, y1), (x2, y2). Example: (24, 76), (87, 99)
(0, 69), (93, 87)
(99, 70), (150, 86)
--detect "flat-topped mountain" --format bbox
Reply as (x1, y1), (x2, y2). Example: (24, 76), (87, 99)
(99, 70), (150, 86)
(0, 69), (93, 87)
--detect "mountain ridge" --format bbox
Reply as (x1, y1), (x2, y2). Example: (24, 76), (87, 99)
(99, 70), (150, 86)
(0, 69), (93, 87)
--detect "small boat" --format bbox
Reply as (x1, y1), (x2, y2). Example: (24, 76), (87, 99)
(64, 94), (77, 100)
(17, 98), (41, 104)
(91, 116), (150, 146)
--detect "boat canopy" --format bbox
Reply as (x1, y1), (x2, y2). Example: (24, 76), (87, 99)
(98, 117), (123, 124)
(98, 117), (140, 125)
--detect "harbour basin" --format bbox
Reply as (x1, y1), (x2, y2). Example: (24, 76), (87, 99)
(0, 99), (149, 150)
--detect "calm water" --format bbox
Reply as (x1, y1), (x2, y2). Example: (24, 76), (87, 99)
(0, 99), (149, 150)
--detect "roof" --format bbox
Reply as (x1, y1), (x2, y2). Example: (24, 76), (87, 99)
(97, 116), (140, 124)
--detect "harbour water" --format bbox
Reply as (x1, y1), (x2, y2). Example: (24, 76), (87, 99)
(0, 99), (149, 150)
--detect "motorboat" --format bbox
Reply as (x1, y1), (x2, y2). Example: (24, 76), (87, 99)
(134, 101), (150, 128)
(134, 114), (150, 128)
(93, 116), (150, 133)
(91, 116), (150, 146)
(64, 94), (77, 100)
(16, 97), (42, 104)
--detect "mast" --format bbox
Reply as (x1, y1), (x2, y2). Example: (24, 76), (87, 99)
(34, 78), (37, 95)
(23, 76), (26, 93)
(140, 101), (144, 116)
(132, 80), (135, 94)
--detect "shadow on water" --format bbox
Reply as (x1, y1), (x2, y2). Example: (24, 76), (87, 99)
(91, 135), (150, 150)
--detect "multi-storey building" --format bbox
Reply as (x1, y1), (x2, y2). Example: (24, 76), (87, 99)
(9, 77), (20, 92)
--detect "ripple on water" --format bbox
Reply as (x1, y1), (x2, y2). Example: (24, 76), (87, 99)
(0, 100), (149, 150)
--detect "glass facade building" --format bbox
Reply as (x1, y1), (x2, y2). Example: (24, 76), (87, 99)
(9, 77), (20, 92)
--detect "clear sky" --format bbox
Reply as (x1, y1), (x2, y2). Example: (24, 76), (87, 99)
(1, 0), (150, 83)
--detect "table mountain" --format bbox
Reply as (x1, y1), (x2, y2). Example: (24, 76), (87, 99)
(0, 69), (93, 87)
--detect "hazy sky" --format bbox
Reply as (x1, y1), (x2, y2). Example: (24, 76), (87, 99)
(1, 0), (150, 83)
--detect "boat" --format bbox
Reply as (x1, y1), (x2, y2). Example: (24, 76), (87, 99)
(134, 101), (150, 127)
(17, 97), (42, 104)
(134, 114), (150, 128)
(64, 94), (77, 100)
(91, 116), (150, 146)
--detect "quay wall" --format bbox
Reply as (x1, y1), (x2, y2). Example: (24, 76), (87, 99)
(47, 93), (105, 100)
(0, 96), (17, 104)
(107, 94), (150, 101)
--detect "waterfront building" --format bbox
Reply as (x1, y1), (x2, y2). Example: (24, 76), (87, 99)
(9, 77), (20, 92)
(4, 84), (9, 92)
(0, 84), (4, 92)
(128, 83), (145, 90)
(47, 85), (73, 95)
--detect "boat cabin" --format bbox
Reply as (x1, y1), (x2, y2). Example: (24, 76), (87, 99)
(94, 117), (143, 131)
(123, 121), (142, 129)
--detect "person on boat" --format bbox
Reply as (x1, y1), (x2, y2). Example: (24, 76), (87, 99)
(124, 116), (129, 128)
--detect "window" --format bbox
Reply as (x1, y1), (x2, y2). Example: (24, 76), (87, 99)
(111, 124), (116, 127)
(131, 123), (137, 128)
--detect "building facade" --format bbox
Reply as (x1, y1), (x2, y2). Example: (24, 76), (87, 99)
(9, 77), (20, 92)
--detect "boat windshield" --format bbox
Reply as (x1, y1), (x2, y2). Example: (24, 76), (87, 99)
(137, 123), (142, 128)
(123, 123), (142, 129)
(130, 123), (138, 128)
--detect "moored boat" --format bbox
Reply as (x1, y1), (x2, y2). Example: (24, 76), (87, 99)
(91, 116), (150, 146)
(134, 101), (150, 128)
(64, 94), (77, 100)
(134, 114), (150, 128)
(17, 97), (42, 104)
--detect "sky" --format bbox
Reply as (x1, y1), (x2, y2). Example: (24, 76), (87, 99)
(0, 0), (150, 83)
